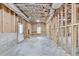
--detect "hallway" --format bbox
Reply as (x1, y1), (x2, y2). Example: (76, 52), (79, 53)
(1, 36), (68, 56)
(0, 3), (79, 56)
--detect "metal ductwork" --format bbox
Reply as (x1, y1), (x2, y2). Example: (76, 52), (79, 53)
(52, 3), (63, 9)
(46, 3), (63, 23)
(3, 3), (30, 22)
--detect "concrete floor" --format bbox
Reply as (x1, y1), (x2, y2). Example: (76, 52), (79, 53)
(1, 35), (69, 56)
(0, 33), (17, 55)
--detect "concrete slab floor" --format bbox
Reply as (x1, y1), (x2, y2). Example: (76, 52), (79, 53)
(1, 35), (69, 56)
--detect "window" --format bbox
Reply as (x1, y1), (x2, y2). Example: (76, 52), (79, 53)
(37, 26), (41, 33)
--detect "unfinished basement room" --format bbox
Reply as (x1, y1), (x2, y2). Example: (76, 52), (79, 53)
(0, 3), (79, 56)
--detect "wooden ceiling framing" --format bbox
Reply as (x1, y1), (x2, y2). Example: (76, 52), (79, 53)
(14, 3), (52, 23)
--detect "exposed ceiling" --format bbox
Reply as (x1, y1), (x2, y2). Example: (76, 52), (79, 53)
(14, 3), (52, 23)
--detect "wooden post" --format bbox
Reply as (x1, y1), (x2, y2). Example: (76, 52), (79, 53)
(72, 3), (77, 56)
(64, 3), (68, 55)
(0, 4), (3, 32)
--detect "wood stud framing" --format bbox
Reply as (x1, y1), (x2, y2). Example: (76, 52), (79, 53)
(0, 3), (31, 39)
(1, 3), (79, 56)
(46, 3), (79, 56)
(31, 22), (46, 35)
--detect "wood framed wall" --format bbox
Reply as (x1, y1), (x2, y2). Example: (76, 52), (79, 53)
(11, 11), (16, 32)
(25, 21), (31, 38)
(3, 5), (12, 32)
(46, 3), (79, 56)
(0, 4), (17, 33)
(0, 3), (31, 39)
(0, 4), (30, 32)
(0, 4), (3, 32)
(31, 22), (46, 35)
(41, 23), (46, 35)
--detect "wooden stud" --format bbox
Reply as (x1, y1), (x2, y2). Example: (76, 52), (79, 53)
(0, 4), (3, 32)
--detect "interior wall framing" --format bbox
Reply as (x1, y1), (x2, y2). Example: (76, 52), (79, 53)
(31, 22), (46, 35)
(0, 4), (31, 52)
(46, 3), (79, 56)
